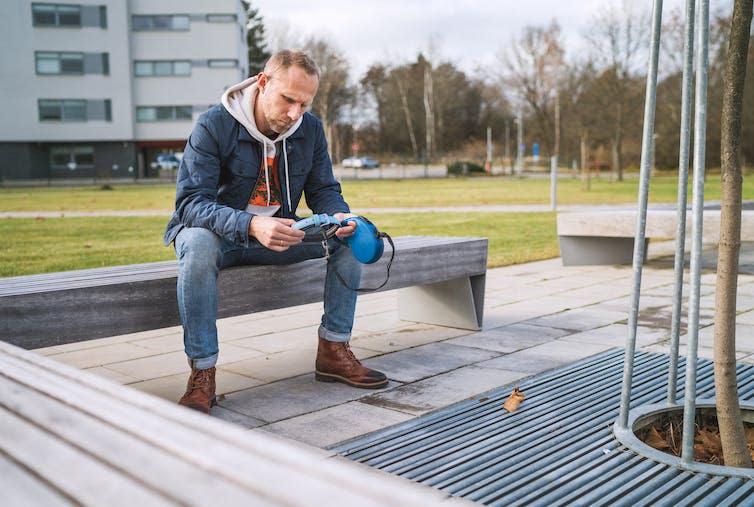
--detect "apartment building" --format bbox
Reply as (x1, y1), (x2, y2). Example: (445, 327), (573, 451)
(0, 0), (247, 181)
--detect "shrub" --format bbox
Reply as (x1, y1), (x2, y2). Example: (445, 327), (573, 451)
(447, 161), (486, 176)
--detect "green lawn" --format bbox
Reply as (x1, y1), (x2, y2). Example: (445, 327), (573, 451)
(2, 174), (750, 211)
(0, 211), (557, 277)
(1, 173), (750, 277)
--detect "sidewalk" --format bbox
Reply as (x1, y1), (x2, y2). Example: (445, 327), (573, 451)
(33, 241), (754, 451)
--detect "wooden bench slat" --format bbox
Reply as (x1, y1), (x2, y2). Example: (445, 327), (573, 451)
(0, 452), (76, 507)
(0, 375), (275, 505)
(0, 342), (460, 506)
(0, 406), (170, 505)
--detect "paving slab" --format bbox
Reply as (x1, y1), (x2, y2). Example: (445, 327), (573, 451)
(560, 323), (668, 348)
(696, 323), (754, 353)
(360, 342), (502, 383)
(478, 339), (615, 374)
(228, 326), (318, 354)
(261, 400), (414, 448)
(351, 324), (474, 353)
(41, 341), (165, 369)
(218, 373), (399, 423)
(127, 369), (263, 402)
(739, 310), (754, 325)
(361, 365), (527, 416)
(211, 405), (267, 429)
(446, 323), (570, 353)
(523, 307), (628, 333)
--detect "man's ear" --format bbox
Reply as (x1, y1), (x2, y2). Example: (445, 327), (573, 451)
(257, 72), (268, 93)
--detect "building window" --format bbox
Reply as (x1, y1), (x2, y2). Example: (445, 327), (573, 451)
(39, 99), (86, 121)
(136, 106), (193, 122)
(32, 3), (81, 27)
(206, 14), (236, 23)
(208, 59), (238, 68)
(38, 99), (111, 121)
(134, 60), (191, 77)
(35, 52), (83, 74)
(50, 146), (95, 170)
(36, 52), (109, 75)
(132, 15), (189, 31)
(33, 3), (106, 28)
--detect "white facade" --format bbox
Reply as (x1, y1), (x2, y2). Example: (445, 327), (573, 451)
(0, 0), (247, 179)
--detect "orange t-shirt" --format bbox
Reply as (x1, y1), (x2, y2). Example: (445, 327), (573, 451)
(248, 153), (282, 209)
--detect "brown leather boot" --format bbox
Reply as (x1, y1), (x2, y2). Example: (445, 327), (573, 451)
(178, 367), (216, 414)
(315, 338), (388, 388)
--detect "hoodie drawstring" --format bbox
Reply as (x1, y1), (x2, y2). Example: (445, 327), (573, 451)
(262, 142), (271, 206)
(283, 138), (291, 213)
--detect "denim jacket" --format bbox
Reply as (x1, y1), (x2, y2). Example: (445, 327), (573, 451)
(164, 105), (349, 246)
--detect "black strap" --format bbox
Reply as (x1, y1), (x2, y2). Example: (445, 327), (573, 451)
(322, 231), (394, 294)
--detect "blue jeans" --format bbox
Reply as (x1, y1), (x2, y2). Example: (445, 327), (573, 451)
(174, 227), (362, 369)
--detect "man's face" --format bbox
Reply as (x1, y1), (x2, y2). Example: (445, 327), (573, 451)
(256, 65), (319, 135)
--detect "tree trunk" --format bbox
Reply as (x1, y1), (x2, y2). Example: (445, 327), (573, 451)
(423, 62), (435, 162)
(395, 75), (419, 160)
(715, 0), (753, 469)
(580, 130), (590, 191)
(612, 100), (624, 182)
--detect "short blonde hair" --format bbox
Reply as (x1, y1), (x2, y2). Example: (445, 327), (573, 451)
(263, 49), (320, 79)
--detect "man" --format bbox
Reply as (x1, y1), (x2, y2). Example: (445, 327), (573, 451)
(164, 50), (387, 415)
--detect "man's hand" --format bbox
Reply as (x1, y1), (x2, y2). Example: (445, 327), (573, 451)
(334, 212), (358, 239)
(249, 216), (305, 251)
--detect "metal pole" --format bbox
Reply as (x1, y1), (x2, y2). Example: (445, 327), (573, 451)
(487, 126), (493, 173)
(516, 109), (524, 176)
(618, 0), (664, 429)
(667, 0), (696, 405)
(505, 120), (510, 170)
(681, 0), (709, 463)
(550, 156), (557, 211)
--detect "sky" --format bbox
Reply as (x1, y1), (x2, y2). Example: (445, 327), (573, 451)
(251, 0), (696, 78)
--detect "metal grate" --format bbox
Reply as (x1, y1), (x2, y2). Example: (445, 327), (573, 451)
(333, 350), (754, 506)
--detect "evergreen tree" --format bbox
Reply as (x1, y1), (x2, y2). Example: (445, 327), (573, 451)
(241, 1), (271, 76)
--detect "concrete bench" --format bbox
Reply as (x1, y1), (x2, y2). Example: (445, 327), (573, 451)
(0, 340), (466, 505)
(0, 236), (487, 349)
(557, 209), (754, 266)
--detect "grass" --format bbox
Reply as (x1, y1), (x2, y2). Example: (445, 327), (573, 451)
(0, 217), (173, 276)
(0, 185), (176, 212)
(0, 212), (557, 277)
(2, 174), (751, 211)
(1, 173), (750, 276)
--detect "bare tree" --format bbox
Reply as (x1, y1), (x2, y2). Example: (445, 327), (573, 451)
(584, 0), (650, 180)
(498, 20), (565, 156)
(715, 0), (753, 469)
(304, 38), (355, 161)
(394, 67), (420, 159)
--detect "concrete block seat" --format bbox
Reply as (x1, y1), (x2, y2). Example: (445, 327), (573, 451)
(557, 209), (754, 266)
(0, 236), (487, 349)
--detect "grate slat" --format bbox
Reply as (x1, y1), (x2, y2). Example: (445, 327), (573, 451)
(334, 350), (754, 506)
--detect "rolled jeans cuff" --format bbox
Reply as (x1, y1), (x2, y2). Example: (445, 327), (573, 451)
(318, 324), (350, 343)
(188, 353), (218, 370)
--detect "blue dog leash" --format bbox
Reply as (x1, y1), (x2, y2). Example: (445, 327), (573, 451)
(292, 214), (394, 293)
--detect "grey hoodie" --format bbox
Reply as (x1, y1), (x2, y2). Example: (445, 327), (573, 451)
(221, 76), (302, 215)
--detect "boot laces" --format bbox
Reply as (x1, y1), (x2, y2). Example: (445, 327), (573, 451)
(342, 343), (361, 365)
(189, 369), (212, 391)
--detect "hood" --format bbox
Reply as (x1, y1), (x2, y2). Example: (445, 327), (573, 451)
(221, 76), (302, 213)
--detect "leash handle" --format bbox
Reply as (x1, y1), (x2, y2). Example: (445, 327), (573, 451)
(334, 233), (394, 294)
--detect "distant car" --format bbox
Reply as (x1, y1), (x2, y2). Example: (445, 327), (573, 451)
(359, 157), (380, 169)
(342, 156), (379, 169)
(151, 152), (182, 170)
